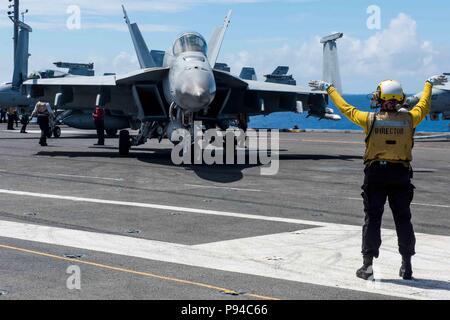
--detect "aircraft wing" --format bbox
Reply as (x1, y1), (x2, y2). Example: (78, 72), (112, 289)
(23, 68), (169, 119)
(436, 83), (450, 91)
(211, 70), (336, 120)
(25, 75), (117, 86)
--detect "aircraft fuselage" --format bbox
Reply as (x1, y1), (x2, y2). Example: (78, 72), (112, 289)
(0, 84), (32, 107)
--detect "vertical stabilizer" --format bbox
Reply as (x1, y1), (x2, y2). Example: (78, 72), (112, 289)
(321, 33), (343, 93)
(208, 10), (232, 67)
(12, 21), (32, 88)
(122, 5), (156, 68)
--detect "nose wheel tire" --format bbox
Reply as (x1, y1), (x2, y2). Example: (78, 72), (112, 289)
(52, 126), (61, 138)
(119, 130), (131, 156)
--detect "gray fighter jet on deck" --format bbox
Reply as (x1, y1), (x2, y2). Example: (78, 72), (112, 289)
(24, 8), (342, 155)
(407, 73), (450, 121)
(265, 66), (296, 85)
(239, 66), (297, 85)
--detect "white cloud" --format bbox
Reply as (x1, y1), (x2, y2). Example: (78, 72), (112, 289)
(112, 51), (139, 74)
(224, 13), (450, 93)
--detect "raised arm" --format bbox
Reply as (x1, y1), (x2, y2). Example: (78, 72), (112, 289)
(409, 75), (448, 128)
(409, 82), (431, 128)
(309, 80), (370, 133)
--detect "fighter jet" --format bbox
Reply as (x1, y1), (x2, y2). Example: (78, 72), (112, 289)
(265, 66), (296, 85)
(407, 73), (450, 121)
(239, 66), (297, 85)
(24, 8), (342, 156)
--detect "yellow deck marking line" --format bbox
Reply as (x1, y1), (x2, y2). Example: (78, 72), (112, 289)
(0, 243), (279, 300)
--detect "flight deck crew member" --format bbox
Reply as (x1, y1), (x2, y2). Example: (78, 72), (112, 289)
(30, 101), (55, 146)
(14, 109), (19, 128)
(92, 106), (105, 146)
(6, 107), (16, 130)
(20, 108), (30, 133)
(0, 108), (7, 123)
(309, 74), (448, 280)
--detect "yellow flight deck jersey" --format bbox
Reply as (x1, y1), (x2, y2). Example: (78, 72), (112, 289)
(327, 82), (432, 165)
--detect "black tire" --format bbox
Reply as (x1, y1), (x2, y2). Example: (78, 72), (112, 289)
(53, 126), (61, 138)
(119, 130), (130, 156)
(106, 129), (117, 137)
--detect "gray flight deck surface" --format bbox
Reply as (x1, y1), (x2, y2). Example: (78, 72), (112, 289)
(0, 126), (448, 300)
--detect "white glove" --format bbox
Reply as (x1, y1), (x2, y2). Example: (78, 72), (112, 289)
(426, 74), (448, 86)
(309, 80), (332, 91)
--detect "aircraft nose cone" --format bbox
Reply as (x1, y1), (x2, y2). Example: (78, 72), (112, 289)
(175, 69), (216, 111)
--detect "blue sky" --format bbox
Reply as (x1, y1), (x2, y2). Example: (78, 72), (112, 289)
(1, 0), (450, 93)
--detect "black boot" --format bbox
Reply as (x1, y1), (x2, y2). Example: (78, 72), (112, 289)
(399, 256), (413, 280)
(356, 256), (374, 280)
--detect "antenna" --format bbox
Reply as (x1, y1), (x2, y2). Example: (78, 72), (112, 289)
(7, 0), (20, 59)
(21, 9), (28, 22)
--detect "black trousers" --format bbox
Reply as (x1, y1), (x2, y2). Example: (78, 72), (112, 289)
(94, 120), (105, 144)
(37, 115), (50, 145)
(7, 115), (14, 130)
(361, 162), (416, 258)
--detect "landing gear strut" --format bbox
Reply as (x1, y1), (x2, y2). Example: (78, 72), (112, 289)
(52, 126), (61, 138)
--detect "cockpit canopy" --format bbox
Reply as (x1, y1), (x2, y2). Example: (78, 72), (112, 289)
(173, 32), (208, 56)
(28, 69), (69, 79)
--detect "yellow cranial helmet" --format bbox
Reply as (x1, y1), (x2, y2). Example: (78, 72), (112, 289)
(377, 80), (405, 102)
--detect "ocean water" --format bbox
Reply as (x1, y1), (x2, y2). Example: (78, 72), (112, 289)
(249, 95), (450, 133)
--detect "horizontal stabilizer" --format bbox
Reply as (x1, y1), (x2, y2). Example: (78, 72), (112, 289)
(214, 63), (231, 72)
(150, 50), (165, 68)
(240, 67), (257, 81)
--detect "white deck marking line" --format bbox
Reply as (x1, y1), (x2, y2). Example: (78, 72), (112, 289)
(1, 186), (446, 210)
(1, 130), (96, 134)
(0, 188), (331, 227)
(53, 173), (124, 182)
(347, 197), (450, 209)
(0, 220), (449, 300)
(0, 170), (123, 182)
(185, 184), (262, 193)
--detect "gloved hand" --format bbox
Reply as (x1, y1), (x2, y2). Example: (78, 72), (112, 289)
(426, 74), (448, 86)
(309, 80), (332, 91)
